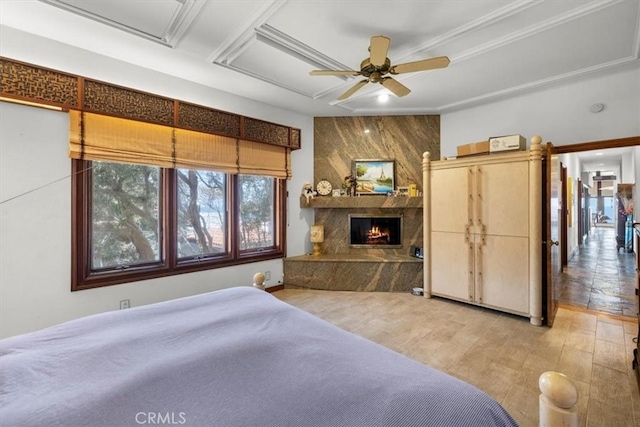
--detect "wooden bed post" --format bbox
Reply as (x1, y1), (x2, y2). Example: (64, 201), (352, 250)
(539, 371), (579, 426)
(423, 151), (432, 298)
(253, 272), (266, 291)
(529, 136), (543, 326)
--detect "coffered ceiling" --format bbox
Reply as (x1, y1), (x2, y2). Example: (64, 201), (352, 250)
(0, 0), (639, 117)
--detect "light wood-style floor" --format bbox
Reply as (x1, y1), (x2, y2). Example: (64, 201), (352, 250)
(275, 289), (639, 427)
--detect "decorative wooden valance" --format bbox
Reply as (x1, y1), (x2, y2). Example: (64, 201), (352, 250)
(0, 57), (301, 150)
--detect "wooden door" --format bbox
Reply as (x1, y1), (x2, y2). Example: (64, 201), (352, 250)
(577, 180), (584, 245)
(561, 166), (568, 267)
(431, 231), (472, 301)
(430, 166), (472, 301)
(480, 234), (530, 314)
(476, 160), (530, 315)
(583, 184), (590, 240)
(545, 143), (561, 326)
(430, 167), (470, 234)
(478, 161), (529, 238)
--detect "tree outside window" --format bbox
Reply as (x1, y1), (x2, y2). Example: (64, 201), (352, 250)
(91, 161), (161, 269)
(73, 160), (285, 290)
(238, 175), (275, 251)
(177, 169), (226, 259)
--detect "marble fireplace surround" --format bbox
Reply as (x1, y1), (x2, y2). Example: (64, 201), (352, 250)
(283, 115), (440, 292)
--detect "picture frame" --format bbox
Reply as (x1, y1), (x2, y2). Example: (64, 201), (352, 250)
(352, 159), (395, 195)
(332, 189), (342, 197)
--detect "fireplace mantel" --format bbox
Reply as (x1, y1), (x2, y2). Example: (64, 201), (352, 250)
(299, 196), (422, 209)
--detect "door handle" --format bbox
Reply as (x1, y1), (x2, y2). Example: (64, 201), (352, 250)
(542, 240), (560, 246)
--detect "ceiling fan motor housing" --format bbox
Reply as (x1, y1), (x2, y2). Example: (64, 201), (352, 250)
(360, 57), (391, 82)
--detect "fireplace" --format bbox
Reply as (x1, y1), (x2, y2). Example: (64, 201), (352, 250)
(349, 214), (402, 248)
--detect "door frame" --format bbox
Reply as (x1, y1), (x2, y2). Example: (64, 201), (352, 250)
(546, 135), (638, 326)
(554, 135), (639, 154)
(577, 179), (584, 246)
(554, 136), (639, 253)
(543, 143), (561, 326)
(561, 165), (568, 268)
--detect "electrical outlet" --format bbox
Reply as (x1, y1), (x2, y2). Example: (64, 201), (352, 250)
(264, 271), (271, 281)
(120, 299), (130, 310)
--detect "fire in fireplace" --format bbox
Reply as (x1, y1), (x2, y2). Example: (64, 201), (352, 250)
(349, 214), (402, 248)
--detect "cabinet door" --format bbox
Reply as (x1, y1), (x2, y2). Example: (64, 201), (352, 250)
(431, 231), (473, 302)
(431, 167), (470, 234)
(476, 161), (529, 237)
(476, 234), (529, 314)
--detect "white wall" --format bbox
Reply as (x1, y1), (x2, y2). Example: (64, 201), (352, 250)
(0, 31), (314, 338)
(441, 67), (640, 157)
(622, 153), (634, 183)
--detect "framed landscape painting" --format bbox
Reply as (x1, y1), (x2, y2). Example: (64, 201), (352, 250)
(352, 159), (395, 195)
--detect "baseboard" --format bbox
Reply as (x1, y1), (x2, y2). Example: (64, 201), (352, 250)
(569, 246), (579, 261)
(266, 284), (285, 293)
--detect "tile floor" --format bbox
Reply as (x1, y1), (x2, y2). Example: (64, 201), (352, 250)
(559, 225), (636, 318)
(275, 289), (640, 427)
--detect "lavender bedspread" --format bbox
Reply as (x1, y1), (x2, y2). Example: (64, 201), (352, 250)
(0, 287), (518, 426)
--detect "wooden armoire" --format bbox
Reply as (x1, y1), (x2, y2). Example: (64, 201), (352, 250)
(422, 137), (543, 325)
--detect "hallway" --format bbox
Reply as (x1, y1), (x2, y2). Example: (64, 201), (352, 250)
(559, 226), (636, 318)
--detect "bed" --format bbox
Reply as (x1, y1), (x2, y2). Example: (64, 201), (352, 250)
(0, 286), (518, 426)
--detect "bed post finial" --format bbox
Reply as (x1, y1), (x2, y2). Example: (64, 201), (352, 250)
(539, 371), (579, 427)
(253, 272), (266, 291)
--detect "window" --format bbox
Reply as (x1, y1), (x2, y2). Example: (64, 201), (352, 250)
(72, 160), (286, 290)
(238, 175), (275, 251)
(91, 161), (162, 270)
(176, 169), (227, 259)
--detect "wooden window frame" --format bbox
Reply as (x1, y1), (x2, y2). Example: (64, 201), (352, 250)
(71, 160), (286, 291)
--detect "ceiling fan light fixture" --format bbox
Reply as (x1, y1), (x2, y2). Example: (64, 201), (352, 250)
(377, 93), (390, 103)
(370, 71), (382, 83)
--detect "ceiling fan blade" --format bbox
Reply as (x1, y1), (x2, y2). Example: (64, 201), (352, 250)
(390, 56), (450, 74)
(310, 70), (360, 76)
(381, 77), (411, 97)
(337, 80), (369, 100)
(369, 35), (391, 67)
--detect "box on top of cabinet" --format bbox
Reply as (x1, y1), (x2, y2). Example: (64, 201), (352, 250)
(457, 141), (489, 157)
(489, 135), (526, 153)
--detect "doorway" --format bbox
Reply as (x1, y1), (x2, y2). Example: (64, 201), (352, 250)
(555, 137), (639, 319)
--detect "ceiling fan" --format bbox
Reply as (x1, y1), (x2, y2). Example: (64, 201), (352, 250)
(310, 35), (450, 101)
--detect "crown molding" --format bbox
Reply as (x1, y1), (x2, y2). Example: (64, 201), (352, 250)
(214, 61), (316, 99)
(323, 0), (635, 109)
(164, 0), (207, 47)
(438, 55), (639, 113)
(394, 0), (543, 65)
(208, 0), (287, 64)
(254, 25), (353, 78)
(451, 0), (629, 64)
(38, 0), (203, 47)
